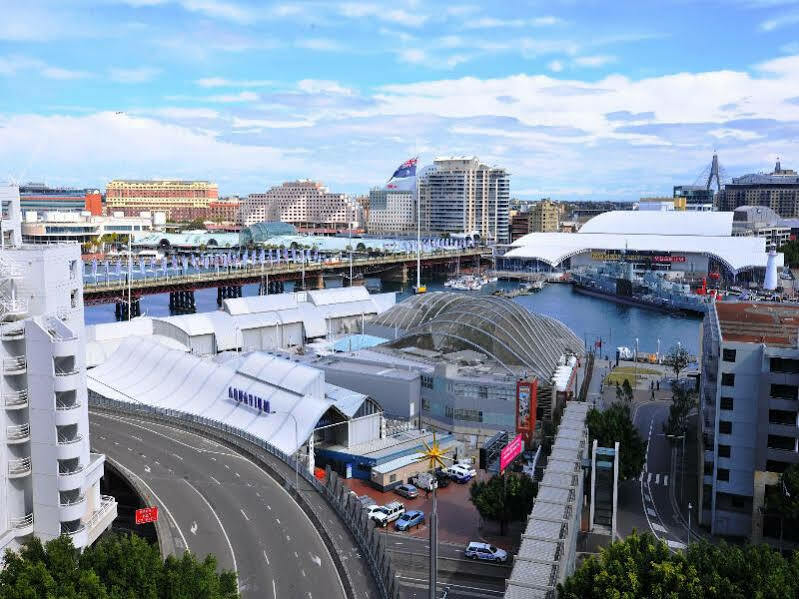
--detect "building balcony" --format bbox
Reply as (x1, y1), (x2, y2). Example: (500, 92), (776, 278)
(8, 457), (31, 478)
(768, 422), (799, 438)
(59, 494), (87, 522)
(55, 401), (81, 427)
(0, 298), (28, 322)
(10, 513), (33, 535)
(61, 521), (87, 548)
(53, 371), (80, 393)
(767, 447), (799, 464)
(0, 324), (24, 341)
(2, 356), (26, 375)
(58, 463), (85, 492)
(3, 389), (28, 409)
(57, 434), (83, 460)
(85, 495), (117, 547)
(6, 424), (30, 444)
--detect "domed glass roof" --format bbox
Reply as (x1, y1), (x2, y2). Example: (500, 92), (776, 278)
(373, 292), (583, 379)
(239, 221), (298, 246)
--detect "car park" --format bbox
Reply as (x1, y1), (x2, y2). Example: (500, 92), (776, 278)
(464, 542), (508, 563)
(394, 483), (419, 499)
(411, 472), (436, 491)
(395, 510), (425, 531)
(370, 501), (405, 527)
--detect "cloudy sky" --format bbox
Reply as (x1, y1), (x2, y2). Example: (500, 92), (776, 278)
(2, 0), (799, 200)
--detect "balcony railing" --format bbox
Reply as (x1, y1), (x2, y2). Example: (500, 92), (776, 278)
(85, 495), (116, 530)
(10, 513), (33, 530)
(8, 457), (31, 477)
(2, 356), (26, 373)
(4, 389), (28, 407)
(57, 433), (82, 445)
(58, 463), (85, 475)
(0, 298), (28, 322)
(59, 494), (86, 508)
(56, 401), (80, 411)
(61, 522), (86, 536)
(0, 324), (24, 340)
(7, 424), (30, 441)
(55, 368), (79, 377)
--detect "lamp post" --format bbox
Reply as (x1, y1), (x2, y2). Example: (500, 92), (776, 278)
(687, 501), (692, 547)
(270, 410), (300, 490)
(666, 432), (687, 507)
(419, 434), (450, 599)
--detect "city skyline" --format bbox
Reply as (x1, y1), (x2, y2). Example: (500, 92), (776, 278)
(2, 1), (799, 200)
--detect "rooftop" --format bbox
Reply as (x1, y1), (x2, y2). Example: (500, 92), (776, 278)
(716, 302), (799, 347)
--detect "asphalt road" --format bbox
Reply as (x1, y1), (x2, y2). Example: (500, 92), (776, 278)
(90, 410), (346, 599)
(617, 400), (696, 550)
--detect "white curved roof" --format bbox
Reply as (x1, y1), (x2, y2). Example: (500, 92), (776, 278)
(87, 336), (332, 454)
(574, 211), (733, 237)
(505, 232), (781, 273)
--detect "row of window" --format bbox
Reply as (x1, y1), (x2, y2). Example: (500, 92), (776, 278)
(720, 372), (799, 401)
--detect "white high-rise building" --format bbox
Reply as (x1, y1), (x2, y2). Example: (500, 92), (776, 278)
(367, 188), (415, 235)
(0, 184), (115, 552)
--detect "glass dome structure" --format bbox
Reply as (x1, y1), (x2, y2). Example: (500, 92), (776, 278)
(373, 292), (583, 379)
(239, 221), (298, 246)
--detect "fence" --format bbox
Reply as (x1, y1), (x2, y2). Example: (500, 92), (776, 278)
(89, 395), (400, 599)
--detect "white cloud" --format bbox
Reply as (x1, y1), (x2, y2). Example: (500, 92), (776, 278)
(297, 79), (353, 95)
(548, 60), (564, 72)
(0, 55), (90, 80)
(40, 66), (91, 80)
(760, 11), (799, 30)
(708, 128), (763, 141)
(295, 38), (346, 51)
(148, 107), (221, 119)
(208, 91), (259, 103)
(338, 3), (428, 27)
(232, 117), (314, 128)
(399, 48), (427, 64)
(196, 77), (273, 88)
(109, 66), (160, 83)
(573, 55), (616, 68)
(465, 16), (563, 29)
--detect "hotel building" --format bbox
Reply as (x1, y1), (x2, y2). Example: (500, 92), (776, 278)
(105, 180), (218, 222)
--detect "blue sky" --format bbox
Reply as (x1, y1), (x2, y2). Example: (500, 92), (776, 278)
(2, 0), (799, 200)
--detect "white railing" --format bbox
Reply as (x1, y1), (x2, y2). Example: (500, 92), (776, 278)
(59, 494), (86, 507)
(10, 513), (33, 530)
(6, 424), (30, 441)
(8, 457), (31, 476)
(4, 389), (28, 407)
(85, 495), (116, 530)
(58, 463), (85, 475)
(57, 433), (82, 445)
(63, 523), (86, 536)
(2, 356), (26, 372)
(0, 324), (24, 339)
(55, 368), (79, 377)
(56, 401), (80, 411)
(0, 298), (28, 322)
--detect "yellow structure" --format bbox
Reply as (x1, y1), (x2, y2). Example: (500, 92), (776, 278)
(106, 179), (218, 220)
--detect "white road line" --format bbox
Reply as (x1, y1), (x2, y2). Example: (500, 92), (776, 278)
(107, 457), (189, 552)
(275, 518), (280, 525)
(294, 551), (299, 558)
(655, 474), (661, 485)
(646, 508), (657, 517)
(263, 550), (270, 566)
(266, 504), (271, 510)
(240, 509), (249, 521)
(172, 452), (183, 461)
(652, 523), (668, 534)
(667, 540), (686, 550)
(647, 473), (653, 484)
(131, 435), (143, 442)
(183, 479), (238, 577)
(301, 569), (306, 578)
(272, 579), (277, 599)
(210, 476), (221, 485)
(225, 464), (230, 470)
(235, 472), (240, 478)
(286, 534), (291, 542)
(663, 475), (669, 486)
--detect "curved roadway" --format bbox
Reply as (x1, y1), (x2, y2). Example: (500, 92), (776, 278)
(89, 410), (347, 599)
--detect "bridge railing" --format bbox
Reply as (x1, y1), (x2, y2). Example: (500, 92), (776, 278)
(83, 248), (481, 292)
(89, 395), (400, 599)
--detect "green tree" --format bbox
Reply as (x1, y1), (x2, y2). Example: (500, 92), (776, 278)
(0, 534), (238, 599)
(666, 343), (690, 378)
(663, 386), (697, 440)
(779, 240), (799, 268)
(621, 378), (634, 403)
(586, 402), (647, 480)
(469, 472), (538, 535)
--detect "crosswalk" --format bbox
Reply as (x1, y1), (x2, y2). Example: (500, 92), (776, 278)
(638, 472), (669, 487)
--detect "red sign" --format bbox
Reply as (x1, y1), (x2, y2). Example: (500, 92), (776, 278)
(500, 434), (524, 473)
(516, 379), (538, 446)
(135, 506), (158, 525)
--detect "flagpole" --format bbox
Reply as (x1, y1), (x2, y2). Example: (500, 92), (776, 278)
(416, 155), (422, 293)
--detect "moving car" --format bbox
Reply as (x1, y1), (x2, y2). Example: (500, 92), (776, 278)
(394, 483), (419, 499)
(370, 501), (405, 527)
(464, 542), (508, 563)
(395, 510), (425, 531)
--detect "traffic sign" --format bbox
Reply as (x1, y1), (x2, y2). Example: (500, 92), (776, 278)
(135, 506), (158, 525)
(500, 434), (524, 473)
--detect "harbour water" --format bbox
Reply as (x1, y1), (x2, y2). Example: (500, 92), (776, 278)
(84, 277), (702, 356)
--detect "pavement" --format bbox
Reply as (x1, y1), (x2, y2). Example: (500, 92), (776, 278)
(89, 410), (348, 599)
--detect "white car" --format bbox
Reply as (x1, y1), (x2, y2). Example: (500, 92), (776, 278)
(446, 464), (476, 481)
(364, 504), (382, 519)
(465, 542), (508, 563)
(370, 501), (405, 527)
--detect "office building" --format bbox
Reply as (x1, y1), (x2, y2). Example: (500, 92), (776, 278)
(419, 157), (510, 243)
(105, 180), (218, 222)
(510, 200), (561, 241)
(0, 184), (116, 553)
(241, 181), (361, 231)
(207, 197), (241, 224)
(700, 301), (799, 538)
(19, 184), (102, 216)
(638, 197), (684, 211)
(731, 206), (792, 248)
(674, 185), (715, 212)
(718, 160), (799, 218)
(367, 189), (414, 236)
(21, 211), (158, 245)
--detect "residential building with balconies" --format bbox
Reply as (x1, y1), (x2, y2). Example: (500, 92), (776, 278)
(699, 301), (799, 539)
(0, 184), (115, 553)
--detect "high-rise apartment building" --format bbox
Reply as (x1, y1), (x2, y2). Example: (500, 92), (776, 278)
(19, 184), (103, 216)
(367, 189), (415, 235)
(106, 180), (218, 221)
(674, 185), (715, 212)
(0, 185), (116, 552)
(530, 199), (560, 232)
(699, 301), (799, 539)
(241, 180), (360, 231)
(419, 157), (510, 243)
(718, 161), (799, 217)
(207, 197), (241, 224)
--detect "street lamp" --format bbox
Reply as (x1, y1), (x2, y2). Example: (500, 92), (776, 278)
(666, 432), (687, 507)
(687, 501), (693, 547)
(270, 410), (300, 490)
(419, 434), (452, 599)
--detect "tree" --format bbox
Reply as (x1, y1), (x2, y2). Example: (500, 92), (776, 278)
(621, 379), (634, 403)
(663, 385), (697, 439)
(666, 344), (690, 378)
(0, 533), (238, 599)
(586, 402), (647, 480)
(469, 472), (538, 535)
(779, 240), (799, 268)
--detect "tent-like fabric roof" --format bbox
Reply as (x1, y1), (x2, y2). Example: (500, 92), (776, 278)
(87, 336), (333, 455)
(575, 210), (733, 236)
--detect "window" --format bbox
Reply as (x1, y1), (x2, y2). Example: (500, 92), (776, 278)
(766, 460), (790, 473)
(721, 373), (735, 386)
(421, 375), (433, 390)
(421, 399), (430, 413)
(717, 468), (730, 482)
(704, 462), (714, 475)
(771, 358), (799, 374)
(718, 444), (731, 458)
(771, 384), (798, 400)
(722, 348), (737, 362)
(769, 409), (796, 425)
(720, 397), (733, 411)
(731, 495), (746, 509)
(719, 421), (732, 434)
(768, 435), (795, 450)
(389, 474), (397, 483)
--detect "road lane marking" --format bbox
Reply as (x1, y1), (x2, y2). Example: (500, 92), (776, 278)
(131, 435), (143, 442)
(663, 475), (668, 486)
(144, 465), (151, 473)
(667, 540), (686, 550)
(240, 509), (249, 521)
(235, 472), (240, 478)
(172, 453), (183, 461)
(301, 569), (306, 578)
(652, 523), (668, 534)
(655, 474), (660, 485)
(272, 579), (277, 599)
(275, 518), (280, 524)
(286, 534), (291, 542)
(263, 550), (270, 566)
(210, 476), (220, 485)
(225, 464), (230, 469)
(294, 551), (299, 558)
(310, 553), (321, 567)
(183, 479), (238, 578)
(191, 521), (198, 535)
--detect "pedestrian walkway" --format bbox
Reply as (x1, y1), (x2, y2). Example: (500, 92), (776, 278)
(639, 471), (669, 487)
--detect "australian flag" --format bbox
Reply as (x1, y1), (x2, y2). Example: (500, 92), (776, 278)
(386, 157), (417, 192)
